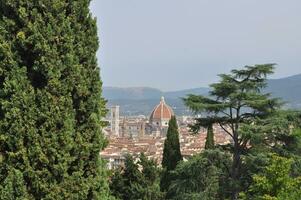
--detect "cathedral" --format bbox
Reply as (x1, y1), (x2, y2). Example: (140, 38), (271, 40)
(148, 97), (174, 137)
(109, 97), (175, 138)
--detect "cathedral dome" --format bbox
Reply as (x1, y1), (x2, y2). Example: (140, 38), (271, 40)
(150, 97), (174, 122)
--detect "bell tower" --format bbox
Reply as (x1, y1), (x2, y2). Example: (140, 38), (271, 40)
(110, 105), (120, 136)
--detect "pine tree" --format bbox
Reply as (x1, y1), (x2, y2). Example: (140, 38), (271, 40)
(184, 64), (281, 200)
(161, 116), (183, 194)
(0, 1), (110, 199)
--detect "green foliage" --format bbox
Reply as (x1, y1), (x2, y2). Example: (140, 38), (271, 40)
(162, 116), (183, 171)
(0, 168), (30, 200)
(123, 155), (148, 199)
(140, 153), (159, 184)
(241, 154), (301, 200)
(110, 169), (125, 200)
(189, 117), (216, 149)
(184, 64), (282, 199)
(110, 154), (163, 200)
(245, 111), (301, 155)
(0, 1), (110, 199)
(161, 116), (183, 194)
(205, 123), (214, 149)
(167, 150), (231, 200)
(240, 111), (301, 182)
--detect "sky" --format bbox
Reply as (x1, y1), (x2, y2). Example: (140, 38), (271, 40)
(90, 0), (301, 91)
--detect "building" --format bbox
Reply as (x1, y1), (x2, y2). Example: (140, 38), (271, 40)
(149, 97), (174, 136)
(101, 98), (233, 169)
(101, 124), (232, 168)
(120, 117), (146, 138)
(110, 105), (120, 136)
(107, 97), (174, 138)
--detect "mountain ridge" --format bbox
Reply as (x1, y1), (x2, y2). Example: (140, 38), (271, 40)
(104, 74), (301, 115)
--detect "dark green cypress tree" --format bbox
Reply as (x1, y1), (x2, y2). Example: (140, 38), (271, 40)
(161, 116), (182, 194)
(188, 117), (217, 150)
(205, 123), (214, 150)
(0, 1), (110, 199)
(162, 116), (182, 171)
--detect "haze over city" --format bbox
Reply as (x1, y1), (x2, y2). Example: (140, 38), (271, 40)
(91, 0), (301, 91)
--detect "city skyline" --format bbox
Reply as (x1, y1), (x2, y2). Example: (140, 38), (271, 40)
(91, 0), (301, 91)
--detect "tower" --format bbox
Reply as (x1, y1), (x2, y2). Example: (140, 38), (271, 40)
(110, 105), (120, 136)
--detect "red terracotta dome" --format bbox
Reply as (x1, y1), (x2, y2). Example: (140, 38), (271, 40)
(150, 97), (174, 121)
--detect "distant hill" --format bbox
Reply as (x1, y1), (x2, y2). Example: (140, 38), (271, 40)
(103, 87), (163, 100)
(266, 74), (301, 108)
(104, 74), (301, 116)
(164, 88), (210, 99)
(103, 87), (209, 100)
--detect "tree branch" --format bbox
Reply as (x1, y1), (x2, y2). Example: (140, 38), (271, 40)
(219, 122), (234, 140)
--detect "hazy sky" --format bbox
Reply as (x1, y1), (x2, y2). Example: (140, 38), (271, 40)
(90, 0), (301, 91)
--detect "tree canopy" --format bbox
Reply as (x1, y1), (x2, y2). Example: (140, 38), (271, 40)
(184, 64), (282, 199)
(0, 1), (110, 199)
(162, 116), (183, 171)
(110, 154), (163, 200)
(241, 154), (301, 200)
(168, 149), (231, 200)
(161, 116), (183, 195)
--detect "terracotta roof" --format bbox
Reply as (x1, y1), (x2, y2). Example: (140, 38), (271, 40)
(150, 97), (174, 120)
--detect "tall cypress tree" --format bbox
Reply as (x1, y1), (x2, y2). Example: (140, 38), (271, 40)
(162, 116), (182, 171)
(189, 118), (216, 150)
(161, 116), (182, 194)
(0, 1), (110, 199)
(205, 123), (214, 150)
